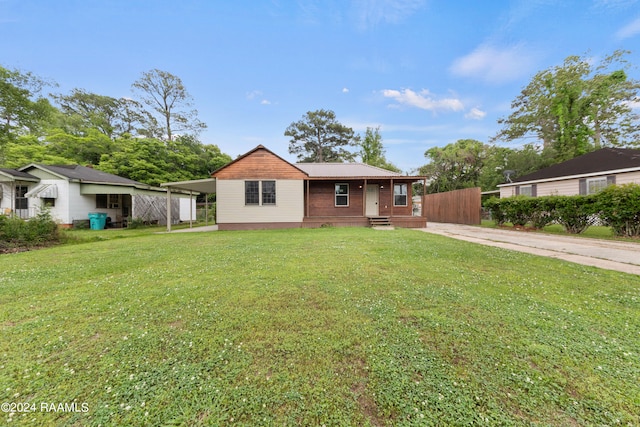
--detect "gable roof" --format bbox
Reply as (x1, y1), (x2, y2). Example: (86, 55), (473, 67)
(211, 145), (309, 178)
(0, 168), (40, 182)
(504, 148), (640, 185)
(296, 162), (403, 178)
(19, 164), (146, 186)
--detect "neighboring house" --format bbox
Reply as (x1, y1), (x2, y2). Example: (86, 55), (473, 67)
(498, 148), (640, 198)
(200, 145), (426, 230)
(0, 164), (195, 227)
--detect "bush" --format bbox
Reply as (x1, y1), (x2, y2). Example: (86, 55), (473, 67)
(595, 184), (640, 237)
(547, 195), (595, 234)
(0, 208), (59, 250)
(483, 197), (506, 226)
(528, 197), (556, 229)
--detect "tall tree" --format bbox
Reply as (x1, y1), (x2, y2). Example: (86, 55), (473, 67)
(0, 66), (56, 162)
(285, 109), (360, 162)
(359, 126), (401, 172)
(420, 139), (489, 193)
(131, 69), (206, 141)
(493, 50), (640, 162)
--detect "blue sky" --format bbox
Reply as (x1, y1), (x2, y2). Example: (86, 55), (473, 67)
(2, 0), (639, 172)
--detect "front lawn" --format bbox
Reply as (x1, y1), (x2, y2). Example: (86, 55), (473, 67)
(1, 228), (638, 426)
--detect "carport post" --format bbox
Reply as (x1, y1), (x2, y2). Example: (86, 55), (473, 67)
(189, 190), (193, 228)
(166, 187), (172, 232)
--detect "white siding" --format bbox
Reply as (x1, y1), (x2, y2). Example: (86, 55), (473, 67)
(500, 170), (640, 198)
(67, 182), (102, 224)
(536, 179), (579, 196)
(617, 170), (640, 185)
(217, 179), (304, 224)
(179, 196), (197, 222)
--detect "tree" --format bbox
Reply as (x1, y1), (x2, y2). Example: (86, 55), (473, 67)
(52, 89), (157, 139)
(285, 109), (360, 162)
(420, 139), (489, 193)
(0, 66), (56, 162)
(131, 69), (206, 141)
(493, 50), (640, 162)
(359, 126), (401, 172)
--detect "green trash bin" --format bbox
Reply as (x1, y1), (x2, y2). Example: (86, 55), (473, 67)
(88, 212), (107, 230)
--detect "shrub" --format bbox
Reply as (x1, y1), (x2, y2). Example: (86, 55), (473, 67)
(595, 184), (640, 237)
(0, 208), (59, 249)
(549, 195), (595, 234)
(483, 197), (506, 226)
(501, 196), (533, 227)
(528, 197), (556, 229)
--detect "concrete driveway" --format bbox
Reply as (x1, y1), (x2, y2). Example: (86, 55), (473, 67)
(419, 223), (640, 276)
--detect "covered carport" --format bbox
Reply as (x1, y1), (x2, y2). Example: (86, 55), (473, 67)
(160, 178), (217, 232)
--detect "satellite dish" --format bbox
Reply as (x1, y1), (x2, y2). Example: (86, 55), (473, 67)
(503, 170), (516, 183)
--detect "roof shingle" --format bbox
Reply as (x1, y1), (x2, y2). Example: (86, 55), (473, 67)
(511, 148), (640, 183)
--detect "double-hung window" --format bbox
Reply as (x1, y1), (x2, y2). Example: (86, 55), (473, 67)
(394, 183), (408, 206)
(335, 183), (349, 206)
(587, 177), (607, 195)
(245, 180), (276, 206)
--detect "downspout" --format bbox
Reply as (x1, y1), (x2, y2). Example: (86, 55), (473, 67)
(189, 190), (193, 228)
(166, 187), (172, 232)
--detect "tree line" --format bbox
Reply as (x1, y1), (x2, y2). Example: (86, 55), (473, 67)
(0, 68), (230, 186)
(3, 50), (639, 191)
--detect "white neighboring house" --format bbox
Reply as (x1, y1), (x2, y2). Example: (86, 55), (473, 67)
(0, 164), (196, 227)
(498, 148), (640, 198)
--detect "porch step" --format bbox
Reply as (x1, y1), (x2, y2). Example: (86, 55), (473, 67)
(368, 216), (392, 227)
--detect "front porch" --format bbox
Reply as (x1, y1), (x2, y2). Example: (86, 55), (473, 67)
(302, 178), (427, 228)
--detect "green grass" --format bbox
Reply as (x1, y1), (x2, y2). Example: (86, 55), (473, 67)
(1, 227), (639, 426)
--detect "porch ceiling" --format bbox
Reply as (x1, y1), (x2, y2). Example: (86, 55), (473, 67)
(161, 178), (216, 194)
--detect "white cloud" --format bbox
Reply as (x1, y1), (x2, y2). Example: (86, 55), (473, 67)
(465, 107), (487, 120)
(450, 43), (536, 84)
(246, 90), (262, 100)
(260, 99), (271, 105)
(381, 88), (464, 112)
(352, 0), (426, 30)
(616, 17), (640, 39)
(342, 87), (350, 93)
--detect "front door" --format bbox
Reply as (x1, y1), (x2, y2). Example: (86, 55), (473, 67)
(366, 184), (379, 216)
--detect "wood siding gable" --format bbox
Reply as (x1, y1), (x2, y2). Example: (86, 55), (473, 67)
(212, 146), (308, 180)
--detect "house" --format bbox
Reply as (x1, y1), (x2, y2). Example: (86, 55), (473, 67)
(0, 164), (195, 227)
(163, 145), (427, 231)
(498, 148), (640, 198)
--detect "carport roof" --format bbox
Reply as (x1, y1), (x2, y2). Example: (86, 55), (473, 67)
(161, 178), (216, 194)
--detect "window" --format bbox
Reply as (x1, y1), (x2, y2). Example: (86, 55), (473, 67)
(245, 180), (276, 206)
(15, 185), (28, 210)
(519, 185), (533, 196)
(394, 183), (408, 206)
(43, 198), (55, 207)
(262, 181), (276, 205)
(245, 181), (259, 205)
(587, 177), (607, 195)
(96, 194), (108, 208)
(335, 183), (349, 206)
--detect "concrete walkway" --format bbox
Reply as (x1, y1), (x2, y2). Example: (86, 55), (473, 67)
(418, 223), (640, 276)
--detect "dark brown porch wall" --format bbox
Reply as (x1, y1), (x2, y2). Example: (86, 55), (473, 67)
(305, 179), (414, 217)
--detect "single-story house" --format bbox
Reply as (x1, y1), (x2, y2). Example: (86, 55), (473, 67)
(163, 145), (427, 231)
(0, 164), (195, 227)
(498, 148), (640, 198)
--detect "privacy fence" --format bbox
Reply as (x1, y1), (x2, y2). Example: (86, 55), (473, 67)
(424, 187), (481, 225)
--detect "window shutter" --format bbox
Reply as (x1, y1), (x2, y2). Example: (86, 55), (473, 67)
(607, 175), (616, 186)
(531, 184), (537, 197)
(579, 179), (587, 195)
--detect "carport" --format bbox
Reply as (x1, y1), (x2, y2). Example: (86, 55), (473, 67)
(161, 178), (217, 232)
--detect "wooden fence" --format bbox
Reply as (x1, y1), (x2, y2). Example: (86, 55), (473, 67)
(423, 187), (481, 225)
